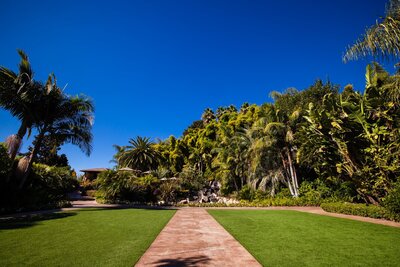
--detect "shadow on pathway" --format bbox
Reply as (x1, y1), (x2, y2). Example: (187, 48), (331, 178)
(150, 255), (211, 267)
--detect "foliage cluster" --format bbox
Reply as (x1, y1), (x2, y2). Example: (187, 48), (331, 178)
(110, 62), (400, 217)
(320, 202), (400, 222)
(94, 170), (183, 204)
(0, 163), (76, 213)
(99, 1), (400, 217)
(383, 181), (400, 214)
(0, 50), (93, 212)
(0, 143), (12, 179)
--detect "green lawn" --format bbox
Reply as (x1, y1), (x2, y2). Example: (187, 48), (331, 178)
(0, 208), (175, 267)
(208, 210), (400, 267)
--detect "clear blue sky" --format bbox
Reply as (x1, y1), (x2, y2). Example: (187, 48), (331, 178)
(0, 0), (389, 173)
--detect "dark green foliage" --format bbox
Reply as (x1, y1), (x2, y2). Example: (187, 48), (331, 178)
(321, 202), (400, 222)
(95, 170), (159, 203)
(238, 185), (253, 200)
(298, 64), (400, 204)
(383, 181), (400, 214)
(183, 120), (204, 136)
(0, 143), (12, 179)
(25, 135), (69, 167)
(299, 179), (356, 202)
(0, 163), (77, 213)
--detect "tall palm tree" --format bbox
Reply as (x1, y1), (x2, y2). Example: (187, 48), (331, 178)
(119, 136), (160, 172)
(343, 0), (400, 62)
(0, 50), (39, 160)
(18, 75), (94, 188)
(254, 105), (301, 197)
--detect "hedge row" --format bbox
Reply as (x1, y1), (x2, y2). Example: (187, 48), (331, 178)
(178, 197), (335, 208)
(320, 202), (400, 222)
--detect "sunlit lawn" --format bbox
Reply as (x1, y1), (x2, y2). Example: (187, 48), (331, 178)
(0, 208), (175, 267)
(208, 210), (400, 267)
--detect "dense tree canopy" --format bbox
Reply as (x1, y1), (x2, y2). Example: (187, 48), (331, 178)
(110, 69), (400, 206)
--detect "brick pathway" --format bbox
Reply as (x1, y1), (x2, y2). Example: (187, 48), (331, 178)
(135, 208), (261, 267)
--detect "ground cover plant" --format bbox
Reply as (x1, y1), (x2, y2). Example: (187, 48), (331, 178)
(0, 208), (175, 267)
(208, 210), (400, 266)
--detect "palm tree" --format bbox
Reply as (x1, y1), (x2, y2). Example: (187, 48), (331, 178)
(201, 108), (215, 125)
(343, 0), (400, 62)
(0, 50), (39, 160)
(254, 105), (301, 197)
(119, 136), (160, 172)
(18, 75), (94, 188)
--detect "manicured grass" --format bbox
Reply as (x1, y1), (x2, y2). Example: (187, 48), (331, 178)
(208, 210), (400, 267)
(0, 208), (175, 267)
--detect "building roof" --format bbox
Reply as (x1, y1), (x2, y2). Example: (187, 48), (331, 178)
(80, 168), (109, 173)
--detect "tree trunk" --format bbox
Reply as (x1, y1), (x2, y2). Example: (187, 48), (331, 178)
(6, 122), (28, 183)
(233, 174), (239, 192)
(356, 189), (380, 205)
(287, 149), (299, 197)
(280, 151), (295, 196)
(18, 127), (46, 189)
(7, 121), (27, 161)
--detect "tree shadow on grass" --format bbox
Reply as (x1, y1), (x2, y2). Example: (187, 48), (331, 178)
(0, 212), (77, 230)
(151, 255), (211, 267)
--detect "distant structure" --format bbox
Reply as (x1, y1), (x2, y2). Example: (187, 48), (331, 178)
(80, 168), (108, 182)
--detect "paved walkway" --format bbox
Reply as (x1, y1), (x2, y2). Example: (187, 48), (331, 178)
(135, 208), (261, 267)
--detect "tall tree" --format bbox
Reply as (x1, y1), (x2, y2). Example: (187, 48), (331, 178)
(254, 104), (301, 197)
(0, 50), (39, 160)
(18, 75), (94, 188)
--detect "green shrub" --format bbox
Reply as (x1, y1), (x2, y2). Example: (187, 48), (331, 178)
(238, 185), (254, 200)
(321, 202), (400, 222)
(178, 196), (334, 208)
(275, 188), (292, 198)
(158, 180), (180, 203)
(298, 179), (355, 203)
(0, 163), (76, 213)
(383, 181), (400, 215)
(95, 171), (160, 203)
(24, 164), (77, 207)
